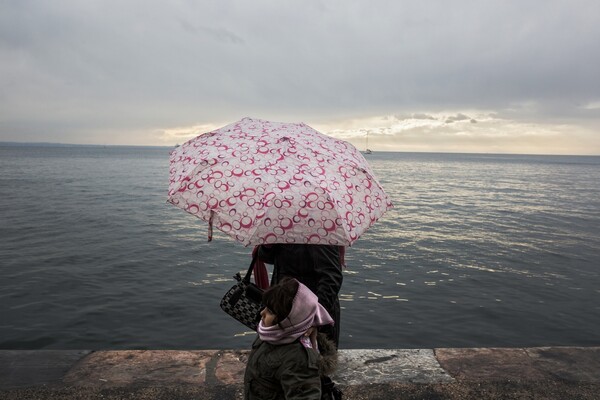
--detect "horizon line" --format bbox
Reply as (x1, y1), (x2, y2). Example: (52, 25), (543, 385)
(1, 141), (599, 157)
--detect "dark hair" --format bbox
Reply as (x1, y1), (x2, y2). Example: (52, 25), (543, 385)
(262, 278), (299, 324)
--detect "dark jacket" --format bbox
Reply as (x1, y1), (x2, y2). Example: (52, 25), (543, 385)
(257, 244), (343, 346)
(244, 334), (338, 400)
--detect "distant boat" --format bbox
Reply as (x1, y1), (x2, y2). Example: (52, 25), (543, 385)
(363, 131), (373, 155)
(174, 144), (180, 148)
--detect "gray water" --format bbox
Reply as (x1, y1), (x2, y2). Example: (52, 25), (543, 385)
(1, 144), (599, 350)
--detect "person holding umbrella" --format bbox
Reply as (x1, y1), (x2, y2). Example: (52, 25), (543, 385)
(257, 244), (343, 348)
(169, 117), (391, 343)
(169, 118), (388, 399)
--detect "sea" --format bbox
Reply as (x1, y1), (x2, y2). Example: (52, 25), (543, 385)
(1, 144), (599, 350)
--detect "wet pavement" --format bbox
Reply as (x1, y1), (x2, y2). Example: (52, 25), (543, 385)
(1, 346), (599, 399)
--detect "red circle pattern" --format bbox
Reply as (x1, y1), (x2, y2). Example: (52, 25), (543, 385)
(168, 117), (392, 246)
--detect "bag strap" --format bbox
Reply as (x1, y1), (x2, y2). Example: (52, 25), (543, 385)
(241, 252), (258, 283)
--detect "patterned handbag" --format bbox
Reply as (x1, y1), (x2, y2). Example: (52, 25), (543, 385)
(220, 254), (264, 331)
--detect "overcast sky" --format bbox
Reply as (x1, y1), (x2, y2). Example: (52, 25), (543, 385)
(1, 0), (599, 154)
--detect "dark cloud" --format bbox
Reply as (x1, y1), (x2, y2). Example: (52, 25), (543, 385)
(394, 113), (436, 121)
(0, 0), (599, 149)
(445, 113), (472, 123)
(412, 113), (436, 120)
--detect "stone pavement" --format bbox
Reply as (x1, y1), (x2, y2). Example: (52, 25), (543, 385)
(1, 347), (599, 399)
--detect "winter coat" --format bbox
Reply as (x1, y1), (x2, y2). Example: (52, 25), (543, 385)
(257, 244), (343, 347)
(244, 333), (338, 400)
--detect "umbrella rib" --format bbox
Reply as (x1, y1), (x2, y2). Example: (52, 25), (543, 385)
(327, 190), (353, 246)
(168, 156), (213, 202)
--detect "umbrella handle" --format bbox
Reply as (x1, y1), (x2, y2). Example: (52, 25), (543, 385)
(208, 211), (214, 242)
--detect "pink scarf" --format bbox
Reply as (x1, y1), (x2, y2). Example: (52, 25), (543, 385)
(258, 281), (334, 345)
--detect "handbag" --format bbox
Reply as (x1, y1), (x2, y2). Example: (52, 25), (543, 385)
(220, 254), (264, 331)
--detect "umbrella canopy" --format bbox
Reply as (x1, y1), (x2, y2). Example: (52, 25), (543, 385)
(168, 117), (392, 246)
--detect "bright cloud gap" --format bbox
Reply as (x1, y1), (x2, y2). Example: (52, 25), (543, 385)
(158, 111), (599, 156)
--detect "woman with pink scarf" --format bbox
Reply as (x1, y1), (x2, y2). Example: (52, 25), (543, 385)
(243, 278), (339, 400)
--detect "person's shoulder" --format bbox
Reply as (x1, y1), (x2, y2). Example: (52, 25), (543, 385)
(277, 340), (318, 367)
(251, 336), (264, 349)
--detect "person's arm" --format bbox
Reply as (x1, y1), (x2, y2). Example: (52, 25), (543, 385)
(312, 245), (343, 314)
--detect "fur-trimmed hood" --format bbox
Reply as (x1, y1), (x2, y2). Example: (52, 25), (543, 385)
(317, 333), (338, 376)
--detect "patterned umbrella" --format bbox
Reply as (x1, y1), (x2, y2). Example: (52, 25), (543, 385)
(168, 117), (392, 246)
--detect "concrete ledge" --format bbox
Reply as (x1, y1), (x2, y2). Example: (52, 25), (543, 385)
(435, 347), (600, 383)
(63, 350), (220, 387)
(1, 347), (599, 399)
(335, 349), (454, 384)
(0, 350), (91, 388)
